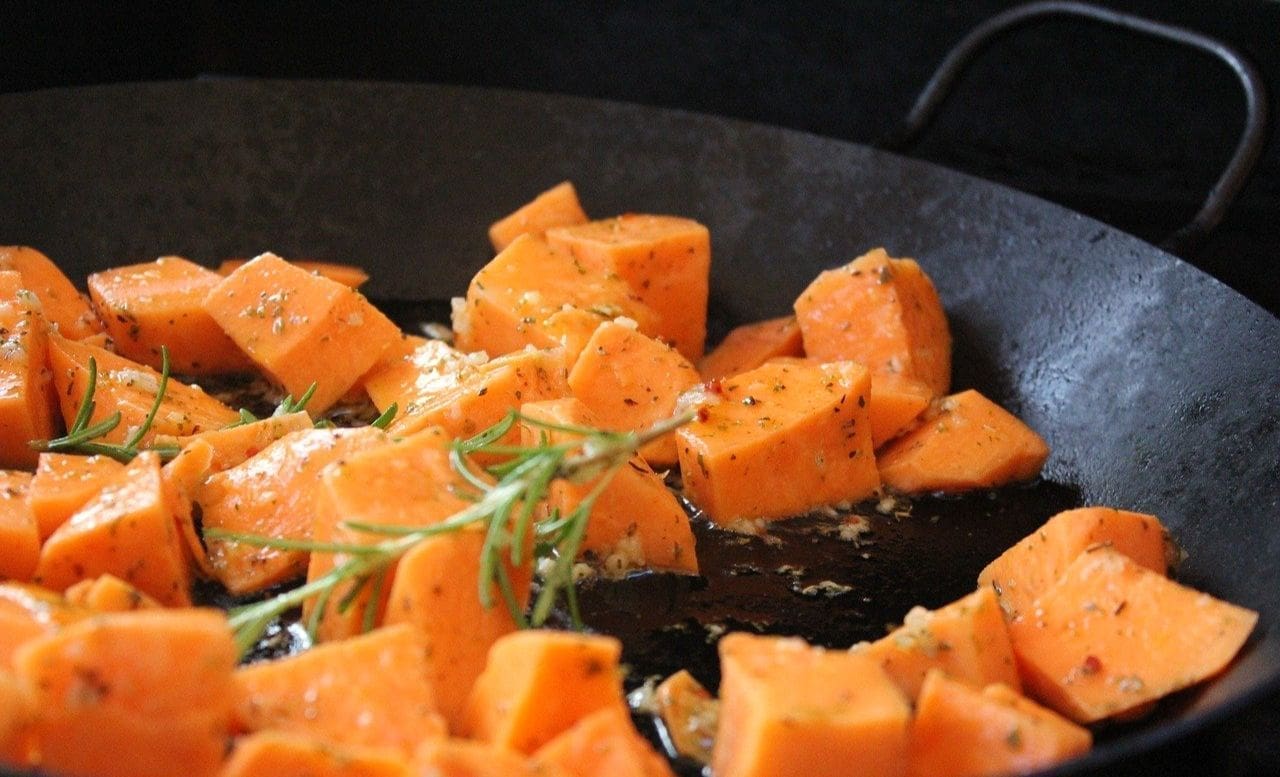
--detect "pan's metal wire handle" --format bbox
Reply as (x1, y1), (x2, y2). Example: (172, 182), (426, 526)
(880, 0), (1269, 256)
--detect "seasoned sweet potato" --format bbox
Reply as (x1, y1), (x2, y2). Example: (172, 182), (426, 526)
(0, 584), (87, 668)
(867, 374), (932, 449)
(360, 335), (473, 413)
(0, 246), (103, 340)
(698, 316), (804, 381)
(534, 705), (676, 777)
(161, 410), (314, 473)
(220, 731), (412, 777)
(0, 471), (38, 582)
(63, 574), (159, 612)
(1, 668), (33, 765)
(27, 453), (125, 540)
(0, 292), (57, 468)
(217, 257), (371, 288)
(654, 670), (718, 764)
(413, 738), (566, 777)
(490, 181), (590, 252)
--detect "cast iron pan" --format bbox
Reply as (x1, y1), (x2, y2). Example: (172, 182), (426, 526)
(1, 80), (1277, 776)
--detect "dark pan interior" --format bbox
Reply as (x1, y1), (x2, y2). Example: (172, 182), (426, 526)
(0, 81), (1277, 775)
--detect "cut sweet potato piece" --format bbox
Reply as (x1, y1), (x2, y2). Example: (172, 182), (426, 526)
(566, 320), (701, 468)
(221, 731), (412, 777)
(47, 334), (239, 445)
(877, 389), (1049, 493)
(413, 738), (565, 777)
(161, 410), (314, 473)
(1, 669), (33, 765)
(520, 398), (698, 574)
(34, 452), (192, 606)
(978, 506), (1172, 624)
(0, 583), (87, 668)
(868, 374), (932, 449)
(463, 630), (625, 753)
(906, 671), (1091, 777)
(198, 426), (388, 595)
(87, 256), (255, 375)
(534, 705), (676, 777)
(0, 471), (38, 582)
(235, 623), (445, 754)
(27, 453), (125, 540)
(63, 574), (159, 612)
(0, 246), (103, 340)
(676, 359), (879, 523)
(361, 335), (473, 413)
(654, 670), (718, 764)
(853, 587), (1020, 700)
(490, 181), (590, 252)
(217, 257), (370, 288)
(0, 293), (57, 469)
(794, 248), (951, 396)
(546, 214), (710, 361)
(451, 234), (659, 362)
(712, 632), (911, 777)
(1008, 547), (1258, 723)
(159, 439), (217, 578)
(698, 316), (803, 381)
(202, 253), (400, 412)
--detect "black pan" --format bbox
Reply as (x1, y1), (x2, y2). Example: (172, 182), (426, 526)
(1, 81), (1277, 776)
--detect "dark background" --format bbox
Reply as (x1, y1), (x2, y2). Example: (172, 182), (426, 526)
(4, 2), (1278, 775)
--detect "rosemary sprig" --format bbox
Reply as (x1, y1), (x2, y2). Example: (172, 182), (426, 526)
(209, 408), (694, 656)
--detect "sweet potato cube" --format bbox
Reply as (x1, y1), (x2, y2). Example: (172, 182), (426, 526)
(47, 334), (240, 445)
(868, 374), (932, 449)
(0, 246), (103, 340)
(676, 359), (878, 523)
(413, 738), (564, 777)
(876, 389), (1049, 494)
(698, 315), (804, 381)
(235, 623), (445, 754)
(906, 671), (1091, 777)
(854, 587), (1020, 700)
(221, 731), (413, 777)
(165, 409), (315, 474)
(63, 574), (159, 612)
(0, 295), (57, 469)
(34, 452), (191, 606)
(27, 453), (125, 540)
(202, 253), (400, 412)
(463, 630), (625, 753)
(451, 234), (659, 361)
(520, 398), (698, 574)
(218, 257), (370, 288)
(712, 632), (911, 777)
(489, 181), (590, 252)
(1008, 548), (1258, 723)
(0, 472), (38, 582)
(547, 214), (710, 361)
(534, 705), (676, 777)
(0, 583), (87, 668)
(1, 669), (32, 765)
(361, 335), (472, 413)
(567, 320), (701, 468)
(654, 670), (718, 764)
(978, 506), (1173, 624)
(198, 427), (388, 595)
(87, 256), (255, 375)
(794, 248), (951, 396)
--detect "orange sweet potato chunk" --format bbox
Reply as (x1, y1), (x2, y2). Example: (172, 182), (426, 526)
(794, 248), (951, 396)
(88, 256), (255, 375)
(676, 359), (878, 523)
(546, 214), (710, 361)
(712, 632), (911, 777)
(33, 452), (192, 606)
(978, 506), (1173, 625)
(463, 630), (625, 754)
(877, 389), (1049, 494)
(868, 374), (932, 449)
(163, 410), (314, 473)
(361, 335), (472, 413)
(534, 705), (676, 777)
(413, 738), (565, 777)
(906, 671), (1091, 777)
(218, 257), (371, 288)
(0, 294), (58, 469)
(235, 623), (445, 754)
(27, 453), (125, 540)
(451, 234), (659, 362)
(63, 574), (159, 612)
(0, 246), (103, 340)
(1, 669), (33, 765)
(490, 181), (590, 252)
(0, 583), (87, 668)
(159, 439), (218, 579)
(47, 334), (240, 445)
(0, 471), (38, 582)
(654, 670), (718, 764)
(567, 320), (701, 468)
(520, 398), (698, 574)
(854, 587), (1020, 701)
(202, 253), (400, 412)
(698, 316), (804, 381)
(221, 731), (413, 777)
(1008, 548), (1258, 723)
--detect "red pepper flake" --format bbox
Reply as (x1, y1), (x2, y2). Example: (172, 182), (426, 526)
(696, 407), (711, 422)
(1081, 655), (1103, 676)
(706, 377), (724, 396)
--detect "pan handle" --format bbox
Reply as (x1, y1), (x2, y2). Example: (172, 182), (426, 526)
(879, 0), (1269, 255)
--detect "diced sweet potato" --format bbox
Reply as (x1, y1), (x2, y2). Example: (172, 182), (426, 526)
(534, 705), (676, 777)
(676, 359), (879, 523)
(217, 257), (371, 288)
(47, 334), (240, 445)
(451, 234), (658, 362)
(868, 374), (932, 449)
(413, 738), (565, 777)
(0, 471), (38, 582)
(654, 670), (718, 764)
(490, 181), (590, 252)
(0, 583), (87, 668)
(520, 398), (698, 574)
(235, 623), (445, 754)
(202, 253), (400, 412)
(221, 731), (412, 777)
(0, 293), (57, 469)
(712, 632), (911, 777)
(63, 574), (159, 612)
(1008, 547), (1258, 723)
(199, 427), (388, 595)
(978, 507), (1173, 624)
(160, 439), (218, 578)
(87, 256), (255, 375)
(794, 248), (951, 396)
(27, 453), (125, 540)
(34, 452), (192, 606)
(876, 389), (1049, 494)
(546, 214), (710, 361)
(906, 671), (1091, 777)
(566, 320), (701, 468)
(361, 335), (472, 413)
(161, 410), (314, 473)
(698, 316), (804, 381)
(0, 246), (103, 340)
(463, 630), (625, 753)
(1, 669), (33, 765)
(853, 587), (1020, 700)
